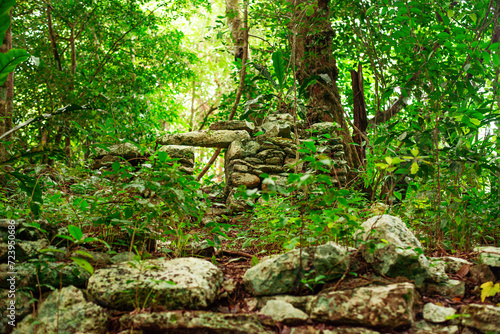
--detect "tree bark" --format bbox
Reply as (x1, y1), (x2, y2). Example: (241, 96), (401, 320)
(226, 0), (244, 60)
(290, 0), (361, 168)
(0, 19), (13, 162)
(351, 64), (367, 165)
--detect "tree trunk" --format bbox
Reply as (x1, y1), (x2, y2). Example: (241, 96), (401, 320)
(351, 64), (367, 165)
(226, 0), (244, 60)
(290, 0), (361, 168)
(0, 20), (13, 162)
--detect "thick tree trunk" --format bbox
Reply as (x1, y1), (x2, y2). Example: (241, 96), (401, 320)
(0, 22), (13, 162)
(290, 0), (361, 168)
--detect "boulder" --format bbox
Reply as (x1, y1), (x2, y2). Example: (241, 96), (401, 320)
(243, 242), (350, 296)
(88, 257), (222, 311)
(476, 246), (500, 267)
(13, 286), (107, 334)
(422, 303), (456, 323)
(159, 130), (250, 148)
(460, 303), (500, 333)
(307, 282), (417, 329)
(469, 263), (496, 284)
(259, 300), (308, 324)
(209, 120), (255, 134)
(226, 140), (260, 161)
(354, 215), (447, 286)
(119, 311), (274, 334)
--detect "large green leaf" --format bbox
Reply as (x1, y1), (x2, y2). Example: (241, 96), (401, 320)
(272, 50), (285, 91)
(0, 48), (29, 85)
(0, 0), (15, 45)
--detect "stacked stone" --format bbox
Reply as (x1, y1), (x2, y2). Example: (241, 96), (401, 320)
(303, 122), (349, 185)
(90, 142), (143, 169)
(224, 136), (298, 211)
(158, 145), (196, 175)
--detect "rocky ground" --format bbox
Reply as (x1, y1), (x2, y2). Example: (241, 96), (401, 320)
(1, 215), (500, 334)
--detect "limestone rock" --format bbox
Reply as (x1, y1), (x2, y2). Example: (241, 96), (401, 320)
(259, 300), (308, 324)
(431, 256), (472, 274)
(476, 246), (500, 267)
(421, 279), (465, 298)
(261, 121), (291, 139)
(470, 263), (496, 284)
(354, 215), (447, 286)
(0, 262), (90, 290)
(307, 282), (417, 329)
(309, 122), (338, 132)
(13, 286), (107, 334)
(230, 172), (260, 188)
(243, 242), (350, 296)
(460, 303), (500, 333)
(245, 295), (313, 312)
(110, 252), (135, 264)
(409, 320), (459, 334)
(119, 311), (274, 334)
(158, 145), (195, 162)
(291, 327), (380, 334)
(0, 290), (31, 334)
(423, 303), (456, 323)
(88, 257), (223, 311)
(209, 120), (255, 133)
(159, 130), (250, 148)
(0, 239), (48, 262)
(93, 142), (142, 159)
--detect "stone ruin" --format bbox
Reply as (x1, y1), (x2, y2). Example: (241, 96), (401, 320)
(91, 113), (349, 211)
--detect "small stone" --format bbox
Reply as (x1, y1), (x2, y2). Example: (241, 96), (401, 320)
(421, 279), (465, 298)
(431, 256), (472, 274)
(259, 300), (308, 324)
(470, 264), (496, 284)
(460, 303), (500, 333)
(231, 173), (260, 188)
(158, 145), (195, 160)
(409, 320), (459, 334)
(423, 303), (456, 323)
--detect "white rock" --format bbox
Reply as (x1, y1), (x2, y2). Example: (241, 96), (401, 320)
(423, 302), (456, 323)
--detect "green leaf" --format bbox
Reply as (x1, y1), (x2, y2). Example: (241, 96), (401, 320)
(68, 225), (83, 241)
(303, 140), (316, 153)
(9, 171), (43, 219)
(470, 118), (481, 126)
(366, 6), (376, 16)
(0, 49), (30, 86)
(385, 156), (393, 165)
(470, 13), (477, 23)
(492, 54), (500, 67)
(411, 148), (419, 157)
(0, 0), (15, 45)
(411, 162), (419, 174)
(251, 256), (259, 267)
(71, 257), (94, 275)
(272, 50), (285, 91)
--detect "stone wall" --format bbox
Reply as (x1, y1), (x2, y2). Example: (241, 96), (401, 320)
(159, 114), (348, 212)
(92, 114), (349, 212)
